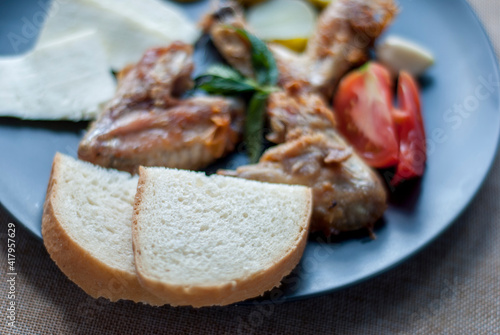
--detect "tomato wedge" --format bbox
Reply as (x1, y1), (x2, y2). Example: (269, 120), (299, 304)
(391, 71), (426, 186)
(333, 62), (399, 168)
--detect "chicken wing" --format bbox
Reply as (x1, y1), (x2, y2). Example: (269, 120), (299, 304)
(78, 42), (244, 173)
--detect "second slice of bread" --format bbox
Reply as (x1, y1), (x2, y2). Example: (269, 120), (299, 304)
(132, 167), (313, 307)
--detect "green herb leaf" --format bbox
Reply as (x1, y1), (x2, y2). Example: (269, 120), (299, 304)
(196, 77), (255, 95)
(202, 64), (245, 81)
(195, 64), (258, 95)
(234, 28), (279, 86)
(245, 92), (269, 163)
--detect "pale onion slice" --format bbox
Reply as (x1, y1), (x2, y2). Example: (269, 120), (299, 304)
(246, 0), (318, 52)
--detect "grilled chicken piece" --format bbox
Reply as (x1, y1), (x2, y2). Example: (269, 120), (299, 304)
(219, 87), (387, 234)
(205, 0), (396, 99)
(78, 42), (244, 173)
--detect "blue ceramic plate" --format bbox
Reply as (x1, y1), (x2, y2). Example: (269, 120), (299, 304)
(0, 0), (499, 301)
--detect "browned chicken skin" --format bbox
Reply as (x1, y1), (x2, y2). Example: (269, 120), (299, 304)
(265, 84), (338, 143)
(78, 42), (244, 173)
(200, 1), (254, 78)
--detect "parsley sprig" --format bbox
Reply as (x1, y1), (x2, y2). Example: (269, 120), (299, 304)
(195, 27), (279, 163)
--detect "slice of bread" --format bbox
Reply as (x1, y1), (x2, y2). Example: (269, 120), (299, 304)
(42, 153), (164, 305)
(132, 167), (313, 307)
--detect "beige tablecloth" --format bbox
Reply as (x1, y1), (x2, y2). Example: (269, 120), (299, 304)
(1, 1), (499, 334)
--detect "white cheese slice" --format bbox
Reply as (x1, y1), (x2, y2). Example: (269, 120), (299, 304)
(0, 31), (116, 121)
(38, 0), (199, 70)
(376, 35), (435, 77)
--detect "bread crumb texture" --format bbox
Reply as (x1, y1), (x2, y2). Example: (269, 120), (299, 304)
(54, 154), (138, 272)
(134, 167), (310, 286)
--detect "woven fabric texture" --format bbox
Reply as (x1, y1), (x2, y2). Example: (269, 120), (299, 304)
(1, 0), (499, 334)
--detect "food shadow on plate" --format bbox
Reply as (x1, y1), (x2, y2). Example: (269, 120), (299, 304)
(417, 73), (434, 89)
(380, 168), (424, 212)
(0, 117), (88, 135)
(309, 218), (386, 244)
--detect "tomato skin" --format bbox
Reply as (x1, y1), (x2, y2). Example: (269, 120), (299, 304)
(333, 62), (399, 168)
(391, 71), (427, 186)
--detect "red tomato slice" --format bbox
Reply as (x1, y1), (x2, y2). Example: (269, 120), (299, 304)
(333, 62), (399, 168)
(391, 71), (427, 186)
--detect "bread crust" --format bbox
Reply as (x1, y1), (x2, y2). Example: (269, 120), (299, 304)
(42, 153), (165, 305)
(132, 166), (313, 307)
